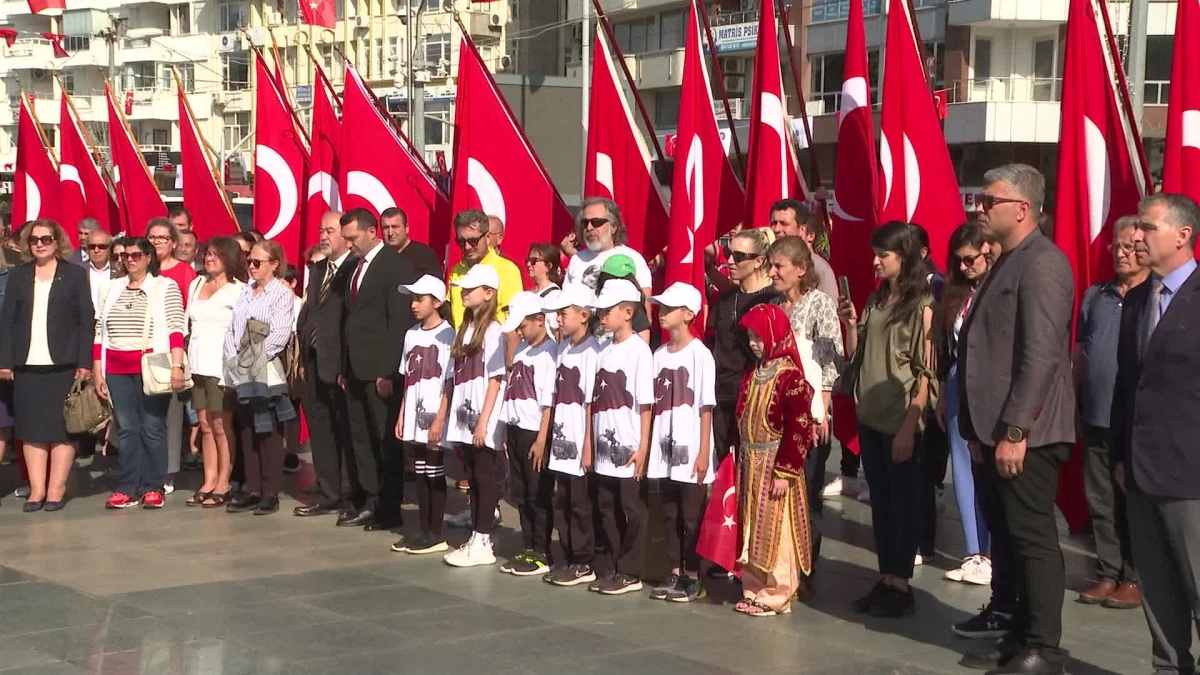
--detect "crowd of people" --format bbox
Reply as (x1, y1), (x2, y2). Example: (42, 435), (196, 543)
(0, 163), (1198, 674)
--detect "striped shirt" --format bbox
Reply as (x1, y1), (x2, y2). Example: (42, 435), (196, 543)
(222, 278), (294, 364)
(94, 282), (186, 375)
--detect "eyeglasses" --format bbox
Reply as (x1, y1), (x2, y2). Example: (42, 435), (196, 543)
(957, 252), (985, 267)
(973, 194), (1027, 211)
(87, 243), (110, 251)
(525, 257), (546, 266)
(119, 252), (146, 263)
(1108, 242), (1137, 254)
(579, 217), (610, 230)
(728, 250), (761, 264)
(147, 235), (172, 244)
(456, 233), (485, 249)
(29, 235), (56, 247)
(247, 258), (274, 269)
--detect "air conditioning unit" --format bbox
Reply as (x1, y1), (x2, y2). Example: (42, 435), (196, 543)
(217, 33), (240, 52)
(354, 15), (369, 29)
(499, 54), (512, 70)
(488, 12), (502, 28)
(723, 74), (745, 94)
(721, 57), (744, 74)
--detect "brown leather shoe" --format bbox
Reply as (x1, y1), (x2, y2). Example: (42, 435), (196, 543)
(1103, 581), (1142, 609)
(1078, 578), (1118, 604)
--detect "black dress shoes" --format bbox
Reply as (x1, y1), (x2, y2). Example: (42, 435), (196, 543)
(986, 648), (1064, 675)
(338, 509), (375, 527)
(254, 495), (280, 515)
(294, 502), (339, 517)
(226, 493), (260, 513)
(961, 634), (1022, 670)
(364, 517), (402, 532)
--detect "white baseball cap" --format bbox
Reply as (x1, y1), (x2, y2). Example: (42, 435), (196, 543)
(450, 264), (500, 291)
(651, 282), (702, 314)
(542, 282), (595, 312)
(499, 291), (547, 333)
(592, 278), (642, 309)
(400, 274), (447, 302)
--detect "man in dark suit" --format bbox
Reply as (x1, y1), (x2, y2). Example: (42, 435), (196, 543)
(381, 206), (441, 279)
(293, 211), (358, 518)
(1112, 193), (1200, 674)
(958, 164), (1076, 675)
(339, 208), (417, 530)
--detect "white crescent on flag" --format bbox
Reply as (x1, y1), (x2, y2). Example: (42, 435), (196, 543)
(902, 133), (921, 222)
(839, 76), (869, 122)
(346, 170), (394, 214)
(759, 91), (789, 199)
(879, 133), (894, 212)
(467, 158), (506, 225)
(23, 173), (42, 222)
(307, 171), (342, 210)
(256, 145), (299, 241)
(1183, 109), (1200, 150)
(721, 484), (736, 529)
(682, 136), (704, 265)
(60, 163), (83, 192)
(1083, 116), (1112, 243)
(594, 152), (614, 198)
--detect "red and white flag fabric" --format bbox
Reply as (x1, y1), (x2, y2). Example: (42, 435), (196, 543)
(663, 0), (744, 328)
(742, 0), (806, 230)
(299, 0), (335, 29)
(26, 0), (64, 15)
(695, 454), (741, 577)
(450, 33), (575, 281)
(254, 51), (308, 263)
(583, 29), (669, 258)
(106, 86), (167, 235)
(59, 93), (116, 237)
(41, 33), (68, 58)
(879, 0), (965, 270)
(307, 69), (342, 245)
(178, 86), (238, 240)
(341, 61), (449, 253)
(12, 93), (59, 229)
(1163, 0), (1200, 211)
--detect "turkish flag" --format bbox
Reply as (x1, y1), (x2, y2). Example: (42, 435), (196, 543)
(663, 0), (744, 331)
(254, 51), (308, 264)
(41, 33), (68, 58)
(306, 71), (341, 248)
(26, 0), (64, 15)
(299, 0), (335, 29)
(584, 29), (669, 258)
(696, 454), (740, 576)
(1163, 0), (1200, 225)
(59, 93), (117, 239)
(450, 32), (575, 283)
(879, 0), (965, 271)
(742, 0), (807, 231)
(341, 61), (449, 254)
(106, 86), (167, 234)
(178, 87), (238, 240)
(0, 28), (17, 47)
(13, 93), (59, 228)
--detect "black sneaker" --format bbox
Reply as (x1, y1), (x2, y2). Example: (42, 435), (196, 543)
(499, 551), (528, 574)
(666, 576), (706, 603)
(953, 604), (1015, 639)
(509, 552), (549, 577)
(390, 534), (412, 553)
(406, 533), (450, 555)
(548, 563), (597, 587)
(180, 453), (202, 471)
(852, 580), (890, 613)
(587, 570), (614, 592)
(598, 573), (643, 595)
(282, 454), (302, 474)
(868, 586), (915, 618)
(649, 573), (680, 600)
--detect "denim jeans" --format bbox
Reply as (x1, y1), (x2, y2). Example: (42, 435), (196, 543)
(107, 374), (171, 497)
(945, 362), (990, 556)
(859, 423), (923, 579)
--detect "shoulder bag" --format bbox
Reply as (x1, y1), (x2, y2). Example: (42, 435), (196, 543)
(63, 376), (112, 434)
(140, 280), (194, 396)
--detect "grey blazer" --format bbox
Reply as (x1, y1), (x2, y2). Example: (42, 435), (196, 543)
(957, 228), (1077, 448)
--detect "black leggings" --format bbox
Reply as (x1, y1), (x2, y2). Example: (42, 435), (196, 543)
(461, 443), (502, 535)
(411, 443), (447, 536)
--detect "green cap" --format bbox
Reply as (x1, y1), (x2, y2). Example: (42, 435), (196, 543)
(600, 253), (636, 279)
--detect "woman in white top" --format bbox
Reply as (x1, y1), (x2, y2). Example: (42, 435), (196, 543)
(526, 242), (563, 335)
(185, 237), (246, 508)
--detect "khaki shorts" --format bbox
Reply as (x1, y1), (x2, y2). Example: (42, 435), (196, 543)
(191, 375), (231, 413)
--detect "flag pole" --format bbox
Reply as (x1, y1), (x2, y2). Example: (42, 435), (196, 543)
(248, 43), (312, 146)
(54, 72), (116, 187)
(1095, 0), (1154, 193)
(172, 65), (237, 223)
(590, 0), (666, 162)
(776, 0), (821, 185)
(694, 0), (745, 178)
(301, 42), (343, 109)
(268, 28), (300, 111)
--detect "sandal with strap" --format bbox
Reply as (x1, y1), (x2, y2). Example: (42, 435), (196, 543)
(741, 599), (791, 617)
(186, 491), (212, 507)
(201, 492), (230, 508)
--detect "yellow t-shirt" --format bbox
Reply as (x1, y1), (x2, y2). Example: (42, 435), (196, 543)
(448, 249), (523, 328)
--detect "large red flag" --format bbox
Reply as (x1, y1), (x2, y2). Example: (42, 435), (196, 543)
(742, 0), (806, 230)
(13, 93), (59, 228)
(879, 0), (964, 270)
(306, 69), (341, 244)
(450, 32), (575, 282)
(177, 86), (238, 241)
(583, 29), (669, 258)
(299, 0), (334, 29)
(1163, 0), (1200, 210)
(663, 0), (744, 328)
(26, 0), (64, 15)
(341, 61), (449, 254)
(59, 92), (116, 237)
(254, 51), (308, 263)
(106, 86), (166, 235)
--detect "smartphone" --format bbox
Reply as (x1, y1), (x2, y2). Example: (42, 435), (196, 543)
(837, 275), (851, 300)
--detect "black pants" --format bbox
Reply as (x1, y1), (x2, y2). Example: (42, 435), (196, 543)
(236, 410), (284, 497)
(713, 400), (737, 464)
(507, 426), (554, 554)
(1082, 424), (1135, 582)
(920, 421), (950, 557)
(858, 424), (923, 579)
(461, 443), (502, 535)
(977, 455), (1020, 616)
(376, 379), (406, 523)
(660, 480), (706, 572)
(553, 472), (594, 565)
(593, 474), (648, 578)
(303, 372), (352, 506)
(805, 441), (831, 562)
(411, 443), (446, 536)
(343, 377), (389, 511)
(982, 442), (1070, 652)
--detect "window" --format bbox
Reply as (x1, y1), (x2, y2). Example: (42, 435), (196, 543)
(61, 9), (93, 35)
(126, 62), (158, 91)
(425, 32), (451, 65)
(174, 4), (192, 35)
(1144, 35), (1172, 105)
(654, 90), (680, 128)
(425, 99), (451, 146)
(61, 72), (76, 95)
(218, 0), (249, 31)
(1033, 38), (1056, 101)
(811, 49), (880, 113)
(613, 17), (653, 55)
(177, 63), (195, 92)
(811, 0), (881, 23)
(659, 9), (685, 51)
(319, 45), (334, 71)
(62, 35), (89, 52)
(335, 0), (344, 20)
(374, 38), (384, 73)
(223, 51), (250, 91)
(923, 41), (944, 89)
(223, 111), (250, 150)
(973, 38), (992, 79)
(152, 128), (170, 147)
(389, 36), (402, 65)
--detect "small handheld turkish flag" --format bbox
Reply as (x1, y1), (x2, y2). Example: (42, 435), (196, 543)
(695, 454), (741, 576)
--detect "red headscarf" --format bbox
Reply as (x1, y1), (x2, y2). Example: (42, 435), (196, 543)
(738, 304), (804, 371)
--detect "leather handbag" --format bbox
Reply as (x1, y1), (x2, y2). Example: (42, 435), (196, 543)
(138, 280), (193, 396)
(63, 376), (112, 434)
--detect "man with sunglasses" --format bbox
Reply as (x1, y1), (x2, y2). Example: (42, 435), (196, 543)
(564, 197), (652, 295)
(70, 218), (101, 267)
(84, 229), (113, 311)
(447, 209), (522, 329)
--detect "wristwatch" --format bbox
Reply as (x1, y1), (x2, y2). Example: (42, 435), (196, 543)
(1004, 425), (1028, 443)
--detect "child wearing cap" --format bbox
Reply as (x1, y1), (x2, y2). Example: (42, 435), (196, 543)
(543, 283), (603, 587)
(646, 282), (716, 603)
(495, 291), (558, 576)
(589, 278), (654, 595)
(592, 254), (652, 343)
(443, 265), (507, 568)
(392, 275), (456, 556)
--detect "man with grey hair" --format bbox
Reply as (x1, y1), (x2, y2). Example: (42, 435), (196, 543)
(957, 163), (1076, 673)
(83, 228), (113, 310)
(565, 197), (652, 293)
(1112, 193), (1200, 675)
(70, 217), (101, 266)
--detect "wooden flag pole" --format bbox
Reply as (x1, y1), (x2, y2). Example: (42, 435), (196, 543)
(694, 0), (745, 179)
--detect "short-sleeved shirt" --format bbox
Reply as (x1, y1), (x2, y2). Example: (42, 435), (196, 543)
(448, 249), (523, 328)
(566, 245), (653, 292)
(399, 321), (456, 444)
(446, 322), (507, 449)
(592, 334), (654, 479)
(501, 337), (557, 432)
(549, 336), (602, 477)
(1076, 282), (1124, 429)
(648, 339), (716, 484)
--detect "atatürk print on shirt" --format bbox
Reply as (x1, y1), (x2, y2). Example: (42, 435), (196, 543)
(596, 428), (635, 466)
(414, 398), (437, 431)
(551, 421), (578, 461)
(655, 366), (695, 466)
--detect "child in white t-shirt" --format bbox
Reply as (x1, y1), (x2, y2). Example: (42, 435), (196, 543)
(443, 265), (506, 568)
(647, 282), (715, 603)
(589, 279), (654, 596)
(392, 275), (456, 556)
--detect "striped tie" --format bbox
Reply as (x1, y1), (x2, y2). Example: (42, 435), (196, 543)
(310, 262), (336, 348)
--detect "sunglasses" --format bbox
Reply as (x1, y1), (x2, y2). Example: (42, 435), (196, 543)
(456, 233), (485, 249)
(87, 243), (110, 251)
(728, 250), (761, 264)
(973, 194), (1026, 211)
(147, 235), (173, 244)
(29, 235), (56, 247)
(957, 252), (985, 267)
(119, 252), (146, 262)
(579, 217), (609, 230)
(247, 258), (274, 269)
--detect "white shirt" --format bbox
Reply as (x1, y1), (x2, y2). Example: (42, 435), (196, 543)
(567, 245), (653, 292)
(399, 320), (456, 444)
(446, 322), (507, 449)
(88, 262), (111, 312)
(548, 335), (602, 477)
(352, 241), (386, 295)
(501, 336), (557, 432)
(591, 333), (654, 479)
(187, 278), (245, 382)
(648, 339), (716, 484)
(25, 276), (54, 366)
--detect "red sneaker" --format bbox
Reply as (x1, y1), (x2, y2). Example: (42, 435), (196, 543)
(105, 492), (140, 509)
(142, 491), (165, 509)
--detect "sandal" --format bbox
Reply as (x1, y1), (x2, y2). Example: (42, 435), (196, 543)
(201, 492), (230, 509)
(186, 491), (212, 507)
(739, 599), (790, 617)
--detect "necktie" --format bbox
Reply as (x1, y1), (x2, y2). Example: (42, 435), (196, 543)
(1143, 277), (1164, 356)
(310, 262), (337, 348)
(350, 258), (367, 304)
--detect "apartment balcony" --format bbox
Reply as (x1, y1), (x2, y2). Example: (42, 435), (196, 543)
(805, 3), (946, 53)
(623, 48), (685, 90)
(942, 77), (1062, 143)
(947, 0), (1068, 26)
(0, 38), (61, 75)
(570, 0), (686, 20)
(118, 34), (210, 65)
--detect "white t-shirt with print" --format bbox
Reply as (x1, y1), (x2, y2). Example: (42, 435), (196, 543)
(591, 334), (654, 479)
(445, 322), (507, 450)
(548, 336), (602, 477)
(566, 245), (653, 292)
(501, 337), (557, 432)
(647, 339), (717, 484)
(399, 321), (456, 445)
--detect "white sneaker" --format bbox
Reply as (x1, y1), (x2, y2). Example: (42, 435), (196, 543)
(443, 540), (497, 568)
(962, 556), (992, 586)
(945, 555), (978, 582)
(857, 484), (871, 503)
(163, 484), (175, 495)
(821, 476), (845, 498)
(913, 553), (924, 566)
